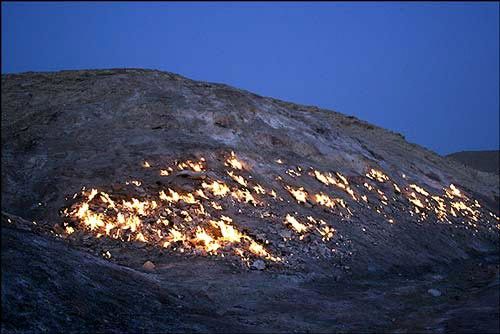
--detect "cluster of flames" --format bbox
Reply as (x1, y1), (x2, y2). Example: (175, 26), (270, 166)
(62, 153), (284, 264)
(61, 151), (499, 266)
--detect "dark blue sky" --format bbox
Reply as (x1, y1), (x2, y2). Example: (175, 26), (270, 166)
(2, 2), (498, 155)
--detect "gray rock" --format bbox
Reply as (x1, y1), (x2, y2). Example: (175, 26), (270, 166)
(428, 288), (442, 297)
(279, 230), (292, 238)
(251, 260), (266, 270)
(142, 260), (156, 271)
(431, 274), (445, 281)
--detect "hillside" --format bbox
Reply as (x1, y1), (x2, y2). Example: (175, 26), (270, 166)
(2, 69), (499, 333)
(447, 150), (499, 175)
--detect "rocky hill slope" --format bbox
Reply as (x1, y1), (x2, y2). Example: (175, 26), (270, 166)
(447, 150), (499, 175)
(2, 69), (499, 332)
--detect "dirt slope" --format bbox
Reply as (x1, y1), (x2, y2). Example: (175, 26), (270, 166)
(1, 68), (499, 332)
(447, 150), (499, 175)
(2, 214), (498, 333)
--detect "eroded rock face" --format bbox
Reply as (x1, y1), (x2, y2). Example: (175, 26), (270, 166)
(1, 68), (499, 274)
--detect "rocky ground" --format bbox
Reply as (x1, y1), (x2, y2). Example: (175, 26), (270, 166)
(447, 150), (499, 175)
(2, 215), (498, 333)
(1, 68), (499, 333)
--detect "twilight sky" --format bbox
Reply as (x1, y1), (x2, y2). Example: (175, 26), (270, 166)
(2, 2), (498, 155)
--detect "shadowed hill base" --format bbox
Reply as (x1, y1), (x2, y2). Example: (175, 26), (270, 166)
(2, 216), (499, 333)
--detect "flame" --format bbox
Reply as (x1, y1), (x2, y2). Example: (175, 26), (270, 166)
(336, 172), (349, 185)
(202, 181), (230, 197)
(136, 232), (146, 242)
(232, 189), (258, 206)
(449, 184), (462, 197)
(286, 168), (301, 177)
(317, 225), (335, 241)
(196, 189), (209, 199)
(366, 169), (389, 182)
(126, 180), (142, 187)
(284, 214), (308, 233)
(195, 227), (221, 253)
(285, 185), (308, 204)
(253, 184), (266, 195)
(67, 182), (278, 261)
(143, 161), (151, 168)
(194, 203), (206, 216)
(248, 242), (268, 257)
(122, 198), (152, 215)
(306, 216), (335, 241)
(181, 193), (197, 204)
(105, 222), (115, 234)
(211, 202), (223, 210)
(376, 189), (388, 201)
(408, 193), (425, 209)
(409, 184), (429, 197)
(345, 187), (357, 201)
(313, 170), (356, 200)
(451, 201), (479, 217)
(62, 150), (497, 269)
(314, 193), (336, 209)
(87, 188), (98, 202)
(159, 189), (180, 202)
(84, 212), (106, 231)
(225, 151), (243, 170)
(100, 192), (116, 209)
(432, 196), (448, 220)
(211, 216), (244, 243)
(121, 215), (141, 232)
(227, 171), (248, 187)
(169, 228), (186, 242)
(76, 202), (89, 219)
(177, 159), (205, 172)
(313, 170), (332, 186)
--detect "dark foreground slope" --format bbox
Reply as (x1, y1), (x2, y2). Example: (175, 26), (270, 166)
(1, 69), (499, 333)
(2, 214), (499, 333)
(447, 150), (499, 175)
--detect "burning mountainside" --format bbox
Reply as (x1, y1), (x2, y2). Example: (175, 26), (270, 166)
(58, 150), (498, 269)
(2, 68), (499, 271)
(2, 69), (499, 333)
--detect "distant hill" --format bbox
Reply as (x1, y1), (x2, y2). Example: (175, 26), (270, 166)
(446, 150), (499, 174)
